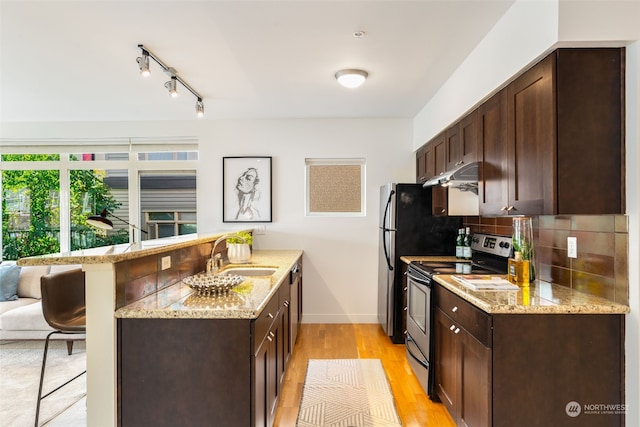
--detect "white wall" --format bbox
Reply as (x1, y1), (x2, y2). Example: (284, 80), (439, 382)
(0, 118), (414, 323)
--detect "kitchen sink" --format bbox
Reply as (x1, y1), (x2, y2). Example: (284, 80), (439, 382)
(219, 267), (277, 276)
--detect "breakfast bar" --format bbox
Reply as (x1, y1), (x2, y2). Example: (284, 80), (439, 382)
(17, 232), (301, 426)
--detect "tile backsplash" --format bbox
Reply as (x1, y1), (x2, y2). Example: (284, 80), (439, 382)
(463, 215), (629, 305)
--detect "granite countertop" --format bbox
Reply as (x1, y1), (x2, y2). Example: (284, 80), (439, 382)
(435, 275), (630, 315)
(115, 250), (303, 320)
(16, 231), (248, 266)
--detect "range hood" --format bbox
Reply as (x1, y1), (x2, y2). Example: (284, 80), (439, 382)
(423, 161), (479, 188)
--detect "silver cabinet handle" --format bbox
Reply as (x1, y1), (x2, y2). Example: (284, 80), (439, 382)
(269, 331), (275, 338)
(450, 325), (456, 331)
(268, 313), (274, 319)
(507, 206), (515, 211)
(283, 301), (290, 307)
(267, 335), (273, 342)
(454, 328), (460, 334)
(451, 306), (458, 313)
(404, 307), (408, 311)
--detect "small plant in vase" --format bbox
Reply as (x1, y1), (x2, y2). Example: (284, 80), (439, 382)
(227, 231), (253, 264)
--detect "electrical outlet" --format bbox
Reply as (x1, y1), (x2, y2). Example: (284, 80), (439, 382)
(161, 256), (171, 270)
(254, 224), (267, 235)
(567, 237), (577, 258)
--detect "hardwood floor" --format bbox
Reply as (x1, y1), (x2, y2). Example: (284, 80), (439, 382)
(273, 323), (456, 427)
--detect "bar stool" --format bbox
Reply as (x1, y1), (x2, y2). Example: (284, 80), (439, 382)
(35, 268), (87, 427)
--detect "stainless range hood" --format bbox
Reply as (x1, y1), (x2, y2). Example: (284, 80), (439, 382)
(422, 161), (479, 188)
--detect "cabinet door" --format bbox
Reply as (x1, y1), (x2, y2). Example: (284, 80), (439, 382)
(458, 330), (491, 427)
(432, 133), (448, 215)
(478, 89), (508, 216)
(254, 327), (278, 427)
(416, 145), (429, 183)
(434, 308), (458, 416)
(446, 122), (461, 171)
(506, 53), (555, 215)
(446, 110), (477, 171)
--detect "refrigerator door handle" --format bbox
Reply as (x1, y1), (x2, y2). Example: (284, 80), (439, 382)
(382, 190), (395, 271)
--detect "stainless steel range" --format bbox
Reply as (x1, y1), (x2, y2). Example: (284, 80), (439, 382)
(405, 233), (512, 400)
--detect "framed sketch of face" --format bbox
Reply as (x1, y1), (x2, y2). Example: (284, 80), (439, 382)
(223, 156), (272, 222)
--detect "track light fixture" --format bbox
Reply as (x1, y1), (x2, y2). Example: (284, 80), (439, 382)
(165, 75), (178, 98)
(196, 98), (204, 117)
(136, 44), (205, 118)
(137, 49), (150, 77)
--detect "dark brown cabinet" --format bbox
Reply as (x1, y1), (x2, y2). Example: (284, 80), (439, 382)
(478, 48), (624, 216)
(446, 110), (478, 171)
(435, 286), (491, 427)
(118, 258), (303, 427)
(434, 284), (625, 427)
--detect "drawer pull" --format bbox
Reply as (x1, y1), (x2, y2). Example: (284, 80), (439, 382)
(451, 306), (458, 313)
(450, 325), (456, 331)
(269, 331), (275, 338)
(404, 307), (408, 311)
(454, 328), (460, 334)
(268, 313), (274, 319)
(283, 301), (290, 307)
(267, 335), (273, 342)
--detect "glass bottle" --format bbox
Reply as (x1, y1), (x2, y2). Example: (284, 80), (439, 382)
(455, 229), (464, 259)
(463, 227), (472, 260)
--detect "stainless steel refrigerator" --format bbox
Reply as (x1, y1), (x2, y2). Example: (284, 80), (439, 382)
(377, 183), (462, 343)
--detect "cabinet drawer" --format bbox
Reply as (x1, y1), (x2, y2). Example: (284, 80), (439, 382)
(436, 285), (492, 347)
(253, 293), (280, 353)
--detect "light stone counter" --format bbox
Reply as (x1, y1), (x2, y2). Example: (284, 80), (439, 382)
(435, 275), (630, 315)
(16, 232), (235, 266)
(115, 250), (303, 319)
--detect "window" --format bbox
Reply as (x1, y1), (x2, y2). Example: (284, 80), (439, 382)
(0, 139), (198, 259)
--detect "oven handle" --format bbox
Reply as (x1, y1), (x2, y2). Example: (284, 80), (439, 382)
(406, 334), (429, 370)
(407, 273), (431, 288)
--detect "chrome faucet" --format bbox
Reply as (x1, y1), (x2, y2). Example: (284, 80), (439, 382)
(206, 233), (247, 273)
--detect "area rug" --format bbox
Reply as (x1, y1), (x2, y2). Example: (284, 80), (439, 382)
(296, 359), (402, 427)
(0, 340), (86, 426)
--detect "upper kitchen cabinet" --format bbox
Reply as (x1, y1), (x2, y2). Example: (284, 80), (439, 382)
(431, 132), (449, 215)
(479, 47), (625, 216)
(446, 110), (478, 171)
(416, 144), (431, 184)
(477, 89), (509, 215)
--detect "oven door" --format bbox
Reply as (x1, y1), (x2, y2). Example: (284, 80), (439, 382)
(406, 270), (435, 399)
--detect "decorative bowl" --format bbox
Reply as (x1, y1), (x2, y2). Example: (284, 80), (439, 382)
(183, 273), (246, 297)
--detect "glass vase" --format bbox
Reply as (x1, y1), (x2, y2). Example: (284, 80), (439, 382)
(509, 217), (535, 284)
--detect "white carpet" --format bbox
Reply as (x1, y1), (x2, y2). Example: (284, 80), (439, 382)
(0, 340), (86, 427)
(296, 359), (403, 427)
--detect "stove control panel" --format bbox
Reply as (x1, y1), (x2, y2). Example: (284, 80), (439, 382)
(471, 233), (512, 258)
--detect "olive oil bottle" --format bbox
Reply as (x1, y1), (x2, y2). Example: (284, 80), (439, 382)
(508, 251), (530, 285)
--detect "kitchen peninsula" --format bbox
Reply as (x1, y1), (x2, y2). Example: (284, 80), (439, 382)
(17, 233), (302, 427)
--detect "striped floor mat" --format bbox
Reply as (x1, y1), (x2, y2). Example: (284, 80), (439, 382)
(296, 359), (403, 427)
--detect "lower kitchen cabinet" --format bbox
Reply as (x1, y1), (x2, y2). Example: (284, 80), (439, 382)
(434, 285), (624, 427)
(118, 261), (302, 427)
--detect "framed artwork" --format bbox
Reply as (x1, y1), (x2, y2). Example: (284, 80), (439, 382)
(305, 158), (366, 216)
(223, 156), (272, 222)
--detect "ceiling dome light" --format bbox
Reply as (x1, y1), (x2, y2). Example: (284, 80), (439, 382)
(335, 69), (368, 89)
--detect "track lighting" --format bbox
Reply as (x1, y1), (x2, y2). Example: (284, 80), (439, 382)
(136, 44), (204, 118)
(195, 98), (204, 117)
(136, 50), (150, 77)
(165, 76), (178, 98)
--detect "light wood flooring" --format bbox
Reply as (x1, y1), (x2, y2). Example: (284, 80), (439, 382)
(273, 323), (456, 427)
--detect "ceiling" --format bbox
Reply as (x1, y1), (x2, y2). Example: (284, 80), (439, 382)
(0, 1), (515, 123)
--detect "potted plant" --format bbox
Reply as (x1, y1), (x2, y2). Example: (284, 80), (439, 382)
(226, 231), (253, 264)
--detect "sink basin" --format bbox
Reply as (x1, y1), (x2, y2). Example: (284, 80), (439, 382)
(220, 267), (277, 276)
